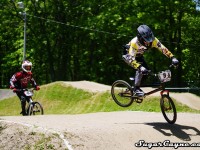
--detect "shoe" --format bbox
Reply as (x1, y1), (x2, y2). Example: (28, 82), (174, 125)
(134, 88), (144, 97)
(20, 111), (27, 116)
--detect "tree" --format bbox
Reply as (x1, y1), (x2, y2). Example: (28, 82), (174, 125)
(1, 0), (200, 88)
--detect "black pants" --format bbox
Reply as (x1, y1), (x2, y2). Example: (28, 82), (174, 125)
(16, 92), (29, 115)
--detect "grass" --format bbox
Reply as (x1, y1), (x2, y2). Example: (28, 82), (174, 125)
(0, 81), (199, 116)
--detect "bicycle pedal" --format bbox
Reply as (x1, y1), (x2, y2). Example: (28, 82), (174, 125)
(136, 98), (143, 103)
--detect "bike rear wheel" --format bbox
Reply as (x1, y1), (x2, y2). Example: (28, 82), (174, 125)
(160, 95), (177, 124)
(111, 80), (133, 107)
(28, 102), (44, 115)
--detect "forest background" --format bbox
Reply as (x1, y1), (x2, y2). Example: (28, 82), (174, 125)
(1, 0), (200, 89)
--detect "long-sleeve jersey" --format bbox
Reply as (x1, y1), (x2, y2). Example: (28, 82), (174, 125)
(10, 71), (37, 89)
(128, 37), (174, 69)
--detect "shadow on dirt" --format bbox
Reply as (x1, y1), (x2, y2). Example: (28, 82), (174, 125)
(145, 122), (200, 141)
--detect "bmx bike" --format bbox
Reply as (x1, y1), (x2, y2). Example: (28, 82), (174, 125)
(111, 67), (177, 124)
(16, 88), (44, 116)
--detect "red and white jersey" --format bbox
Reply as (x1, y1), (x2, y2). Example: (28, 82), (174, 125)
(10, 71), (37, 89)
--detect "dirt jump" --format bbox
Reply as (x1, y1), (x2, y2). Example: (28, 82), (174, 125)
(0, 81), (200, 150)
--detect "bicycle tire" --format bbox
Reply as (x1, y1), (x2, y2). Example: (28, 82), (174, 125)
(111, 80), (134, 107)
(27, 102), (44, 115)
(160, 94), (177, 124)
(27, 103), (33, 116)
(32, 102), (44, 115)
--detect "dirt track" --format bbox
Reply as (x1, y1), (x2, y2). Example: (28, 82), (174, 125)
(1, 112), (200, 150)
(0, 81), (200, 150)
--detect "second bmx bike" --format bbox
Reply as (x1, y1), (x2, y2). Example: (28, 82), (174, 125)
(17, 88), (44, 116)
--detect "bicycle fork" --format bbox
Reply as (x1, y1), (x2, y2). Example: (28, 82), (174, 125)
(160, 90), (172, 111)
(160, 90), (169, 96)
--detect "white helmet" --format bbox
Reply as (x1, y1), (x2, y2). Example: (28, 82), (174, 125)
(22, 60), (32, 73)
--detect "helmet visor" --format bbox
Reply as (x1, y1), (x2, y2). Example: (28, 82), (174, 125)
(142, 33), (154, 43)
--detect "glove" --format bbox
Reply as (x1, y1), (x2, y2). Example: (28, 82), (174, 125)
(35, 86), (40, 91)
(10, 86), (14, 89)
(10, 86), (17, 93)
(139, 66), (148, 75)
(171, 57), (179, 66)
(13, 88), (17, 93)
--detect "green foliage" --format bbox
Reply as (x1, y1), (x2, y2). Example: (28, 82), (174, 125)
(0, 82), (199, 116)
(0, 0), (200, 87)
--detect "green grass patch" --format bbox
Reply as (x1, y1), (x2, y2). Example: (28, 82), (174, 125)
(0, 81), (199, 116)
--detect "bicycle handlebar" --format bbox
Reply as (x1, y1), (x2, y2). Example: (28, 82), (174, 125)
(146, 64), (177, 76)
(14, 88), (36, 92)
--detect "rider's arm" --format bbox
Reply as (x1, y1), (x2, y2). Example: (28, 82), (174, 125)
(30, 76), (38, 88)
(29, 73), (40, 90)
(10, 75), (16, 88)
(122, 38), (141, 69)
(31, 77), (40, 90)
(10, 72), (22, 88)
(128, 40), (142, 69)
(152, 37), (174, 58)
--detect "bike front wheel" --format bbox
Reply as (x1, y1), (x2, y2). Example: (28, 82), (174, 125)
(28, 102), (44, 115)
(111, 80), (133, 107)
(160, 94), (177, 124)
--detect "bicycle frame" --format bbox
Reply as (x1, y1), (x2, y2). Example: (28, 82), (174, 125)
(28, 98), (33, 104)
(111, 66), (177, 124)
(144, 83), (169, 97)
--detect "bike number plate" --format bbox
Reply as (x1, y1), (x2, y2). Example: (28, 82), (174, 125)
(24, 91), (33, 96)
(158, 70), (171, 83)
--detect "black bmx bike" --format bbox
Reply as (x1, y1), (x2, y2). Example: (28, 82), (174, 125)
(16, 88), (44, 116)
(111, 68), (177, 124)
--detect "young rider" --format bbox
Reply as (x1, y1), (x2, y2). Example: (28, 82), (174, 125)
(10, 60), (40, 116)
(123, 24), (179, 97)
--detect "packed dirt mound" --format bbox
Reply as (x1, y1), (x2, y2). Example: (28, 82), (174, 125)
(1, 81), (200, 110)
(65, 80), (111, 92)
(170, 93), (200, 110)
(0, 120), (68, 149)
(65, 81), (200, 110)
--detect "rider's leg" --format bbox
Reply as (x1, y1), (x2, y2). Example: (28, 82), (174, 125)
(20, 96), (27, 116)
(134, 70), (143, 87)
(16, 93), (27, 116)
(134, 71), (144, 96)
(134, 56), (149, 96)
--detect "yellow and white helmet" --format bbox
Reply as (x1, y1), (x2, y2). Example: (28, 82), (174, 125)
(22, 60), (32, 73)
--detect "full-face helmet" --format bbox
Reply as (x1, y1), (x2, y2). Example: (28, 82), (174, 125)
(137, 24), (155, 47)
(22, 60), (32, 73)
